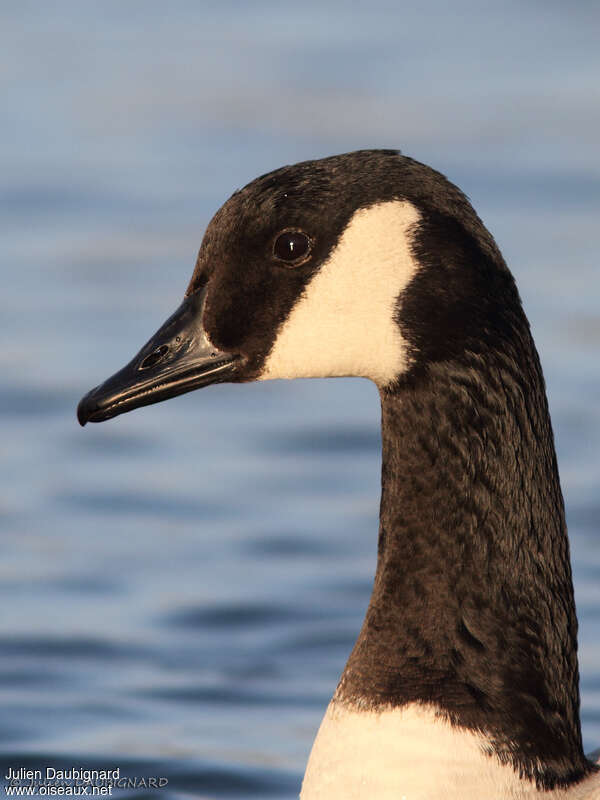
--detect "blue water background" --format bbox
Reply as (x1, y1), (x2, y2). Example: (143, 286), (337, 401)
(1, 2), (599, 797)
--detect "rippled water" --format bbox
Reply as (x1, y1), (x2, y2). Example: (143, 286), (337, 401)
(1, 2), (599, 797)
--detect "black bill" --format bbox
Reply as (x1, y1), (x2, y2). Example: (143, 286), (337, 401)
(77, 288), (239, 426)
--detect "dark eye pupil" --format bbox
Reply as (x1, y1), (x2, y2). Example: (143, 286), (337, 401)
(274, 231), (310, 263)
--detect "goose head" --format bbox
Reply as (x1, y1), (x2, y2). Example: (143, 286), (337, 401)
(77, 149), (513, 423)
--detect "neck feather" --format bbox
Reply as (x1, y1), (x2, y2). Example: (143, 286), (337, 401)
(337, 340), (592, 789)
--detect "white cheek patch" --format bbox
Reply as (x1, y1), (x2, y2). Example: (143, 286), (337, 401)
(260, 200), (421, 386)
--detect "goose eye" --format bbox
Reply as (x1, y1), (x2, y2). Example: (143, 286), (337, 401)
(273, 230), (312, 265)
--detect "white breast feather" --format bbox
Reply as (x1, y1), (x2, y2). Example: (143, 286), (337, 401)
(300, 702), (600, 799)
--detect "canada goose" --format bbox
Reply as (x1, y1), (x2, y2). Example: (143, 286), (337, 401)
(77, 150), (599, 799)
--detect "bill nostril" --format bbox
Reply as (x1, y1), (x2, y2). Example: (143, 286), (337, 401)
(139, 344), (169, 370)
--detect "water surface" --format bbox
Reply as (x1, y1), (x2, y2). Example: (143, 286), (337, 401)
(1, 2), (599, 797)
